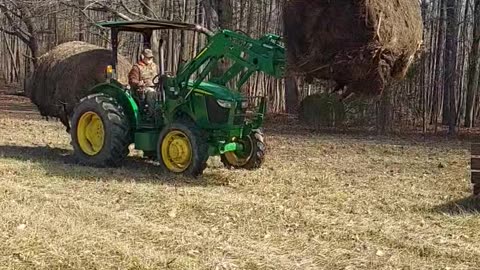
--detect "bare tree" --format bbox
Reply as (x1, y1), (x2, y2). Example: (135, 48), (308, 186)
(465, 0), (480, 127)
(0, 0), (48, 67)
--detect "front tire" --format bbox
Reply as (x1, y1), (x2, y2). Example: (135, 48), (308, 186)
(221, 130), (266, 170)
(157, 121), (209, 177)
(71, 93), (131, 167)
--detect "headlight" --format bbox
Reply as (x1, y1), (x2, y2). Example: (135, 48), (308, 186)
(106, 65), (113, 79)
(217, 99), (233, 108)
(241, 101), (248, 109)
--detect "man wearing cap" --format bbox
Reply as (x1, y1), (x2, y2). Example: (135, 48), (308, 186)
(128, 48), (159, 113)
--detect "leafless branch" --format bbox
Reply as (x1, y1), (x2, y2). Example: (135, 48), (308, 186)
(137, 0), (160, 19)
(120, 0), (150, 20)
(0, 3), (22, 19)
(0, 3), (32, 43)
(60, 0), (133, 21)
(0, 27), (16, 36)
(83, 0), (103, 11)
(99, 5), (133, 21)
(0, 27), (30, 44)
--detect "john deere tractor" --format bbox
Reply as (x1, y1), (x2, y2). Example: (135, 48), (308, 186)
(70, 20), (285, 176)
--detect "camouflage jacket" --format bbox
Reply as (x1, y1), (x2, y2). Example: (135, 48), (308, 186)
(128, 61), (158, 89)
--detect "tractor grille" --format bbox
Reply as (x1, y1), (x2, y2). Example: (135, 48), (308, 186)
(206, 96), (229, 124)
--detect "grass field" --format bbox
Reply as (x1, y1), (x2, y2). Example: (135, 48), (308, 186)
(0, 88), (479, 270)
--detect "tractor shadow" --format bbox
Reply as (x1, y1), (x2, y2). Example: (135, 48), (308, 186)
(0, 145), (231, 187)
(433, 196), (480, 216)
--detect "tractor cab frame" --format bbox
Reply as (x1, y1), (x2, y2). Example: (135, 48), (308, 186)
(104, 20), (212, 75)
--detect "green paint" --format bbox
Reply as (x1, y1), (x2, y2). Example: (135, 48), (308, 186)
(134, 131), (160, 152)
(220, 142), (243, 154)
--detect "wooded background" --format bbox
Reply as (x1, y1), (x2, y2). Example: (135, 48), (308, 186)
(0, 0), (479, 135)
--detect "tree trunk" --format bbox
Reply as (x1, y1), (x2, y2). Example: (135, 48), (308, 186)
(444, 0), (459, 134)
(442, 0), (450, 125)
(78, 0), (86, 41)
(203, 0), (233, 31)
(178, 0), (189, 70)
(432, 0), (446, 128)
(203, 0), (233, 78)
(377, 89), (393, 134)
(142, 0), (160, 66)
(285, 76), (299, 113)
(465, 1), (480, 128)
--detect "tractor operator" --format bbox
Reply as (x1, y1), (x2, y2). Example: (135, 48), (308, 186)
(128, 48), (159, 112)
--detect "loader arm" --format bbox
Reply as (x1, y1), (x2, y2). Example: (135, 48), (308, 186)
(175, 30), (286, 96)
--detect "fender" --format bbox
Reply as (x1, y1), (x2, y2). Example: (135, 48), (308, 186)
(89, 82), (140, 129)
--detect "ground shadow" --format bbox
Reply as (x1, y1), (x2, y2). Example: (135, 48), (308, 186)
(433, 196), (480, 216)
(0, 144), (72, 163)
(0, 145), (231, 187)
(0, 92), (42, 119)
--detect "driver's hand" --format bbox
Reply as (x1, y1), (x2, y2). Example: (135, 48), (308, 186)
(138, 81), (145, 87)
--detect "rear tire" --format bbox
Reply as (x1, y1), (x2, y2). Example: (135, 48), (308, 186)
(221, 130), (265, 170)
(71, 93), (131, 167)
(157, 121), (209, 177)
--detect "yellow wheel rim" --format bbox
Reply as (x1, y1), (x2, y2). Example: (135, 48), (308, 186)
(161, 130), (193, 173)
(77, 112), (105, 156)
(225, 136), (253, 167)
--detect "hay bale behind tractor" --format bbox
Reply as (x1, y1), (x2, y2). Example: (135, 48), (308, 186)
(25, 41), (132, 131)
(283, 0), (423, 97)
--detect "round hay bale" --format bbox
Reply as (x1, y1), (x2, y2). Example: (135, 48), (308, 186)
(299, 93), (346, 127)
(25, 41), (132, 130)
(284, 0), (423, 97)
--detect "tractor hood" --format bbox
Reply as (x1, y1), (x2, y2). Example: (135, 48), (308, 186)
(188, 81), (243, 101)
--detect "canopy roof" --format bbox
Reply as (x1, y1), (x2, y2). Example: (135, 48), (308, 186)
(97, 20), (212, 35)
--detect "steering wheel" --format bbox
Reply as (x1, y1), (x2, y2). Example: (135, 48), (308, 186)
(153, 74), (161, 86)
(153, 72), (174, 86)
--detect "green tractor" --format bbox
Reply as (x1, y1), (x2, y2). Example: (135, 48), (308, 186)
(70, 20), (285, 176)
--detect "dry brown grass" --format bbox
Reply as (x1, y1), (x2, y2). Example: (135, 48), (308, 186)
(0, 90), (479, 270)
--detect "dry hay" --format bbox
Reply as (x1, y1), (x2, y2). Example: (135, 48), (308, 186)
(283, 0), (423, 97)
(25, 41), (132, 131)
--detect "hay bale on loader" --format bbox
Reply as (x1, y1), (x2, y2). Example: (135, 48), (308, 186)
(25, 41), (132, 132)
(283, 0), (423, 98)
